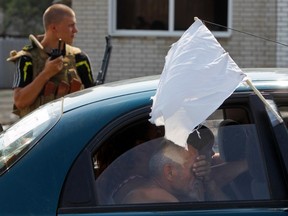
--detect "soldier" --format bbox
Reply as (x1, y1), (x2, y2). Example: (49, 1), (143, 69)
(7, 4), (95, 117)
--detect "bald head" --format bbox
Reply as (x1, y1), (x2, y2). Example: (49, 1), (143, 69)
(43, 4), (75, 31)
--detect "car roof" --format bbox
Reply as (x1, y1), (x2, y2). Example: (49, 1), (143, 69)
(62, 75), (159, 112)
(239, 68), (288, 91)
(243, 68), (288, 81)
(62, 68), (288, 112)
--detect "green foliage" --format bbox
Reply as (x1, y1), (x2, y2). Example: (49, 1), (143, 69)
(0, 0), (53, 36)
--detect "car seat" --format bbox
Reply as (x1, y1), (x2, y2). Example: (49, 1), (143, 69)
(217, 120), (253, 200)
(245, 128), (270, 199)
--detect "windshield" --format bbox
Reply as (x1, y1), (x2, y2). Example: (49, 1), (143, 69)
(0, 100), (62, 175)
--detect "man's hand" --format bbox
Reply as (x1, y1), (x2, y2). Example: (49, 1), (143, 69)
(43, 56), (64, 79)
(192, 155), (211, 181)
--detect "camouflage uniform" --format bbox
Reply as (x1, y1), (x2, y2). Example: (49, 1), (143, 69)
(7, 35), (95, 117)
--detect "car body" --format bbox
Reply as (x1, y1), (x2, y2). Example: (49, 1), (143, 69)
(0, 68), (287, 215)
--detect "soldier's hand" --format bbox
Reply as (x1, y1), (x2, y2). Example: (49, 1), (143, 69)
(43, 56), (64, 78)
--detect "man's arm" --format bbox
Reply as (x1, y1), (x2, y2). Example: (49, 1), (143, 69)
(75, 53), (95, 88)
(211, 160), (248, 188)
(14, 56), (64, 109)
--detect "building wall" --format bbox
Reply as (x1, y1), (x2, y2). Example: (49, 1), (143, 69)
(73, 0), (286, 83)
(224, 0), (277, 68)
(277, 0), (288, 67)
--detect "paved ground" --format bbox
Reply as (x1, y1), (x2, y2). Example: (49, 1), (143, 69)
(0, 89), (19, 129)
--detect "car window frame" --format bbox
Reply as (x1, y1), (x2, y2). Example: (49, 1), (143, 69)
(248, 94), (288, 199)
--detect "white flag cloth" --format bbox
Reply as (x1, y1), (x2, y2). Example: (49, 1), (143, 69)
(149, 19), (247, 148)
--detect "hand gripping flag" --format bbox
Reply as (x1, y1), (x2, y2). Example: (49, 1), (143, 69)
(149, 18), (247, 148)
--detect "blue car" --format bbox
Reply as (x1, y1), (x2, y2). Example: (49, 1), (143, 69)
(0, 68), (287, 215)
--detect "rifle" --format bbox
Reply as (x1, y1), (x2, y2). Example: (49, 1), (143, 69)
(96, 35), (112, 85)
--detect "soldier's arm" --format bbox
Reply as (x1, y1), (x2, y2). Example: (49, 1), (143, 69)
(75, 53), (95, 88)
(14, 56), (64, 109)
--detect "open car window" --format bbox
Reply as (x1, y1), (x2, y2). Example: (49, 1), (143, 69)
(94, 108), (270, 205)
(96, 137), (165, 204)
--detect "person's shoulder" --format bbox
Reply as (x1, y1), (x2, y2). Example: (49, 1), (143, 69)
(65, 44), (82, 55)
(65, 44), (91, 62)
(7, 37), (34, 62)
(122, 184), (178, 203)
(147, 186), (178, 202)
(74, 51), (90, 63)
(7, 49), (32, 62)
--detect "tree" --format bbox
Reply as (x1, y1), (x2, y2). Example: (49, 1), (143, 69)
(0, 0), (52, 37)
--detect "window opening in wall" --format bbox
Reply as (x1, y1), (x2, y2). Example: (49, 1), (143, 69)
(174, 0), (228, 31)
(111, 0), (232, 37)
(117, 0), (168, 30)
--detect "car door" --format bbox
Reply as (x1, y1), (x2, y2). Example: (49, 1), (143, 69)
(57, 93), (288, 216)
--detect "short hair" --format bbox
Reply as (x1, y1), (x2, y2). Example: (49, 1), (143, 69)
(149, 139), (184, 178)
(43, 4), (74, 30)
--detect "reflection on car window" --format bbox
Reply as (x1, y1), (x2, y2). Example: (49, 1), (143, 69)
(265, 99), (283, 126)
(0, 100), (62, 175)
(216, 122), (269, 200)
(94, 109), (270, 205)
(94, 122), (164, 177)
(279, 106), (288, 127)
(96, 138), (163, 204)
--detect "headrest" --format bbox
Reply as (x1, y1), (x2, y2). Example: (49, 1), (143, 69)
(218, 120), (246, 161)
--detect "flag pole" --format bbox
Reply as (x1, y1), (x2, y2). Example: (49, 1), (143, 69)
(245, 79), (283, 123)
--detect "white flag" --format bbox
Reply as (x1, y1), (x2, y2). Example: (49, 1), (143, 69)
(149, 19), (247, 148)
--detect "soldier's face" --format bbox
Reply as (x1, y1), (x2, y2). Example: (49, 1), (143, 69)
(55, 15), (78, 45)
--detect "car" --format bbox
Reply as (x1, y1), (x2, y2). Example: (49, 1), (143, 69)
(0, 68), (287, 215)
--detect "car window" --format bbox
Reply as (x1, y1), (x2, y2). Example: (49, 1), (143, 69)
(93, 121), (164, 178)
(0, 100), (62, 175)
(94, 107), (270, 205)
